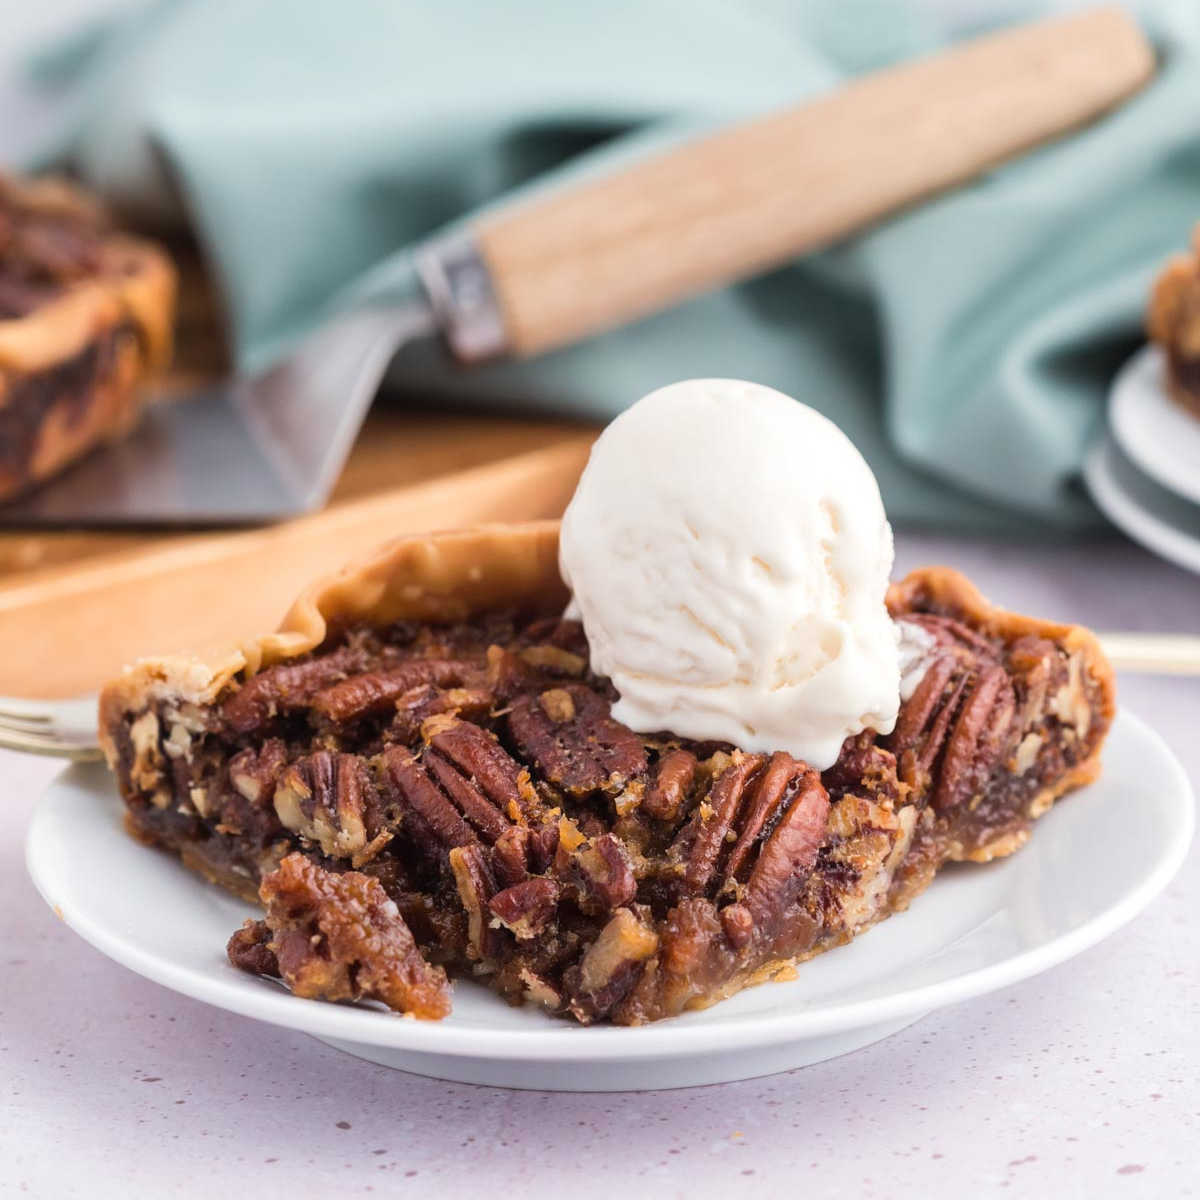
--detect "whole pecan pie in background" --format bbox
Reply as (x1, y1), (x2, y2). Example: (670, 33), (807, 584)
(1148, 222), (1200, 420)
(98, 522), (1115, 1025)
(0, 174), (176, 500)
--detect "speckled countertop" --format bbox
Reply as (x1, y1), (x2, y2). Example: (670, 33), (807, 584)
(3, 532), (1197, 1199)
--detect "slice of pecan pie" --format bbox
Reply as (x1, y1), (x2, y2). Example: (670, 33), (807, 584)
(0, 174), (176, 499)
(99, 522), (1114, 1024)
(1148, 222), (1200, 420)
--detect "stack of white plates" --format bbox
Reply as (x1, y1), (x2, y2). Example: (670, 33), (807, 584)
(1085, 345), (1200, 574)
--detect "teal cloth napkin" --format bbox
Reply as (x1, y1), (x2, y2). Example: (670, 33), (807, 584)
(25, 0), (1200, 532)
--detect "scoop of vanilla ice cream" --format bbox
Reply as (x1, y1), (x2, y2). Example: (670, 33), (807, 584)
(559, 379), (901, 770)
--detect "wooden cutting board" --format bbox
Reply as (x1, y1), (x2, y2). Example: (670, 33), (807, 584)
(0, 415), (595, 697)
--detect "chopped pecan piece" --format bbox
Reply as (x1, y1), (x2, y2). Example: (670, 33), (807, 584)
(488, 822), (560, 885)
(518, 644), (586, 676)
(565, 907), (659, 1023)
(226, 919), (278, 977)
(821, 733), (903, 806)
(485, 644), (537, 700)
(538, 687), (576, 722)
(390, 684), (494, 742)
(508, 683), (647, 795)
(489, 824), (532, 886)
(255, 853), (451, 1019)
(209, 737), (288, 835)
(227, 739), (288, 808)
(1007, 635), (1059, 730)
(519, 617), (590, 657)
(489, 877), (560, 939)
(564, 832), (637, 913)
(719, 902), (754, 951)
(527, 823), (561, 874)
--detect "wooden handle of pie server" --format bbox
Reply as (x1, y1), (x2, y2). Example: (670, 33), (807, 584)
(469, 6), (1153, 357)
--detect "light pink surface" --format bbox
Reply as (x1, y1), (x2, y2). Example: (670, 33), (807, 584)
(4, 534), (1197, 1199)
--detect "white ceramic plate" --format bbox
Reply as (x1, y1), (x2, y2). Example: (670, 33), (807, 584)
(26, 711), (1193, 1091)
(1084, 434), (1200, 576)
(1110, 345), (1200, 506)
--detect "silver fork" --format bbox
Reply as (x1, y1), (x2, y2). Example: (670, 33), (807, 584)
(0, 694), (102, 761)
(2, 631), (1199, 762)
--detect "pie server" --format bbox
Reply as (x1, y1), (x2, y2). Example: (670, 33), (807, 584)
(0, 7), (1152, 526)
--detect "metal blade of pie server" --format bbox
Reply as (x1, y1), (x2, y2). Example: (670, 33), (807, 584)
(0, 301), (437, 526)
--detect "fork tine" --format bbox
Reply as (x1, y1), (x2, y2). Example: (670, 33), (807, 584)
(0, 724), (81, 747)
(0, 696), (57, 721)
(0, 712), (56, 732)
(0, 728), (103, 761)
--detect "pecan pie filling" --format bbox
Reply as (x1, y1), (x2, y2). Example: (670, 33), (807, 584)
(107, 586), (1111, 1025)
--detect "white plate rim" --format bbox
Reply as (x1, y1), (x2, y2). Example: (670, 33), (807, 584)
(1084, 434), (1200, 575)
(25, 709), (1193, 1063)
(1110, 345), (1200, 506)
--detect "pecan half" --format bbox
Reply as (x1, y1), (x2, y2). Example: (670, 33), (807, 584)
(423, 750), (512, 843)
(222, 645), (373, 733)
(890, 653), (957, 753)
(642, 749), (698, 823)
(424, 717), (535, 821)
(933, 664), (1015, 810)
(722, 752), (814, 885)
(379, 746), (477, 851)
(448, 842), (502, 961)
(742, 767), (829, 926)
(678, 753), (766, 895)
(313, 659), (477, 724)
(272, 751), (382, 861)
(508, 683), (647, 796)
